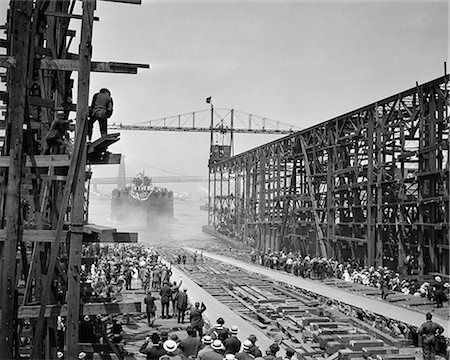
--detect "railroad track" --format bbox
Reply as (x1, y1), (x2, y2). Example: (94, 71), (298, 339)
(160, 249), (420, 359)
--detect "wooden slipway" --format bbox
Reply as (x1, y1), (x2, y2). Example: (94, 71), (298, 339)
(185, 248), (449, 336)
(161, 259), (282, 354)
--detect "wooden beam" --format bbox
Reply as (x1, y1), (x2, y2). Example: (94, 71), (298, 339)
(40, 59), (149, 73)
(65, 1), (94, 357)
(45, 11), (100, 21)
(87, 133), (120, 154)
(0, 230), (69, 242)
(83, 223), (117, 234)
(18, 302), (142, 319)
(0, 229), (137, 243)
(88, 152), (121, 165)
(0, 154), (71, 167)
(100, 0), (142, 4)
(0, 1), (33, 357)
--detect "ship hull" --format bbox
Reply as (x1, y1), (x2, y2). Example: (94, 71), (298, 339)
(111, 190), (173, 226)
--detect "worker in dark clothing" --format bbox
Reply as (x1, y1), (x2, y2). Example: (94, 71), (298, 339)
(432, 276), (446, 308)
(160, 281), (172, 319)
(45, 115), (73, 154)
(88, 88), (113, 141)
(417, 312), (445, 360)
(223, 326), (241, 354)
(140, 332), (166, 360)
(176, 288), (189, 324)
(190, 302), (206, 338)
(144, 291), (156, 326)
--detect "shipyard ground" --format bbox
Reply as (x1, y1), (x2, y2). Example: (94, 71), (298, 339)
(113, 240), (449, 360)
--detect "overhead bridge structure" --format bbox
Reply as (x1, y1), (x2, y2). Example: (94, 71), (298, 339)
(91, 175), (207, 185)
(208, 76), (449, 275)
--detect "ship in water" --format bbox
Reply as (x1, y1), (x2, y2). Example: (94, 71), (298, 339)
(111, 172), (173, 226)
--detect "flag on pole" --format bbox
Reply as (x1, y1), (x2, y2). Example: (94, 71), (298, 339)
(206, 97), (211, 104)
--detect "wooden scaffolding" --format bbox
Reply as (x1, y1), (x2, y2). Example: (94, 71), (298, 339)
(0, 0), (147, 358)
(209, 75), (449, 275)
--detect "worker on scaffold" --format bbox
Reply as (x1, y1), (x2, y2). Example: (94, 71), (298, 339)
(88, 88), (113, 141)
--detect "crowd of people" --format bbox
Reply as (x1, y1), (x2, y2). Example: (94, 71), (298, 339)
(52, 243), (448, 360)
(249, 250), (450, 308)
(139, 319), (293, 360)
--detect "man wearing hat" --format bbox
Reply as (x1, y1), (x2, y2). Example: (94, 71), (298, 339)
(160, 340), (183, 360)
(45, 114), (73, 154)
(190, 302), (207, 338)
(178, 326), (201, 357)
(207, 317), (229, 342)
(432, 276), (445, 308)
(247, 335), (262, 358)
(198, 336), (214, 358)
(144, 290), (157, 326)
(176, 288), (189, 324)
(88, 88), (113, 141)
(201, 339), (225, 360)
(140, 332), (166, 360)
(418, 313), (445, 360)
(160, 281), (172, 319)
(236, 340), (255, 360)
(263, 343), (280, 360)
(223, 326), (241, 355)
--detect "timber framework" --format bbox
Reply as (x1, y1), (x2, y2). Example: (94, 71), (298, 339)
(0, 0), (147, 359)
(208, 75), (449, 275)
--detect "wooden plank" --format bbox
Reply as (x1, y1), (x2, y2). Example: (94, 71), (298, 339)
(45, 11), (99, 21)
(0, 230), (69, 242)
(18, 302), (142, 318)
(40, 58), (149, 73)
(0, 2), (33, 357)
(65, 2), (95, 357)
(0, 154), (71, 167)
(83, 223), (117, 234)
(88, 152), (121, 165)
(100, 0), (142, 4)
(87, 133), (120, 154)
(0, 229), (137, 243)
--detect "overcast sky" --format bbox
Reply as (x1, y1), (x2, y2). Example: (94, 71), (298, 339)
(1, 0), (449, 192)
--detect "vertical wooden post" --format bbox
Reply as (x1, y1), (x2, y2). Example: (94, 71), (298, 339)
(367, 108), (376, 266)
(0, 1), (32, 357)
(66, 0), (95, 358)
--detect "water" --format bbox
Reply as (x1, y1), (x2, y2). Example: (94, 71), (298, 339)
(88, 196), (214, 249)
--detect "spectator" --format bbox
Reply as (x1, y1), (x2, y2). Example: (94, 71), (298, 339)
(190, 302), (207, 338)
(160, 281), (172, 319)
(177, 288), (189, 324)
(140, 332), (166, 360)
(223, 326), (241, 354)
(198, 336), (214, 359)
(160, 340), (183, 360)
(179, 326), (202, 357)
(247, 335), (262, 358)
(207, 317), (229, 342)
(144, 290), (157, 327)
(202, 340), (225, 360)
(236, 340), (255, 360)
(417, 313), (444, 360)
(264, 343), (280, 360)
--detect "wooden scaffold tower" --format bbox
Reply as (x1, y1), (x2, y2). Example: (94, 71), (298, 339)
(0, 0), (148, 358)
